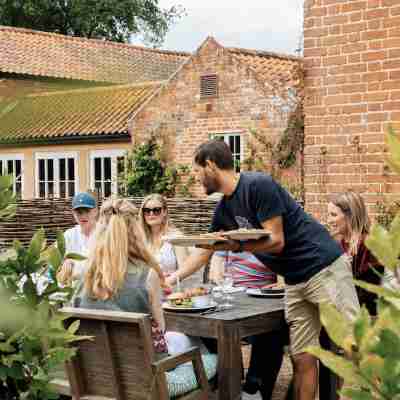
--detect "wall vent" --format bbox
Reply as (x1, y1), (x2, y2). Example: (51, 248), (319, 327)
(200, 74), (218, 98)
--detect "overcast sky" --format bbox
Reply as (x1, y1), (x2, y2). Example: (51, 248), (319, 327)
(152, 1), (304, 55)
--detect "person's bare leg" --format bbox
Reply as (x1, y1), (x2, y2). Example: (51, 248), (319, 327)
(292, 353), (318, 400)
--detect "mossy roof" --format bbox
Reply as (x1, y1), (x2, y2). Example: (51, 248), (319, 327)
(0, 82), (160, 144)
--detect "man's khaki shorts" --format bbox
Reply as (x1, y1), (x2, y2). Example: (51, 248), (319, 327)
(285, 254), (360, 356)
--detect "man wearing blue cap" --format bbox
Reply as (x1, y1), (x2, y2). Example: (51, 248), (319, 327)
(57, 192), (98, 285)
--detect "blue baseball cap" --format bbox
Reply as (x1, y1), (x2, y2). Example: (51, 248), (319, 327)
(72, 192), (97, 210)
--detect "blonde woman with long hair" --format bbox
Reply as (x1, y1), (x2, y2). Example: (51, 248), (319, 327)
(139, 194), (190, 277)
(75, 198), (168, 355)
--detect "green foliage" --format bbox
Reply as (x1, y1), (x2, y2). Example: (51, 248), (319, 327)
(0, 176), (16, 220)
(0, 0), (184, 46)
(307, 128), (400, 400)
(0, 178), (85, 399)
(124, 138), (194, 197)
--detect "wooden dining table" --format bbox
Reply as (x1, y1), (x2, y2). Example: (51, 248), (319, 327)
(164, 291), (286, 400)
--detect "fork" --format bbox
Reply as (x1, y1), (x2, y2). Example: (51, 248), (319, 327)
(199, 305), (226, 315)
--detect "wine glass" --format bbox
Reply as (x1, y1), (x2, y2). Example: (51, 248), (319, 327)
(220, 254), (234, 309)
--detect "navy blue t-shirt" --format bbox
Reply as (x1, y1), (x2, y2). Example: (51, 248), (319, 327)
(210, 172), (343, 284)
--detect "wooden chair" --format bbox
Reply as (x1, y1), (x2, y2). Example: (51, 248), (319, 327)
(51, 307), (210, 400)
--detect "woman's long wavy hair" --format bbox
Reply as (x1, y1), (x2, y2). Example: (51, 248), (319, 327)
(138, 194), (176, 250)
(330, 191), (370, 256)
(85, 198), (164, 300)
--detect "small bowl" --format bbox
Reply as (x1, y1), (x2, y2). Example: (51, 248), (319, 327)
(192, 295), (211, 308)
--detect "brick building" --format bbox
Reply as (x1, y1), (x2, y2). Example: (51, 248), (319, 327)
(0, 26), (188, 199)
(130, 37), (303, 198)
(303, 0), (400, 220)
(0, 29), (303, 200)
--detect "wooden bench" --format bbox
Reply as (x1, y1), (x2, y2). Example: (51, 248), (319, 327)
(52, 307), (211, 400)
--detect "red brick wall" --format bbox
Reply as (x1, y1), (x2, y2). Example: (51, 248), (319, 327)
(303, 0), (400, 220)
(131, 38), (302, 198)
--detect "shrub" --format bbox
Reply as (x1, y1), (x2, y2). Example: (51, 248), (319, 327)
(307, 128), (400, 400)
(0, 175), (86, 399)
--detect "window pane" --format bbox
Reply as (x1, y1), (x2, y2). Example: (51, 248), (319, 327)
(47, 159), (54, 181)
(229, 136), (235, 152)
(117, 156), (125, 175)
(0, 161), (3, 176)
(235, 136), (240, 154)
(7, 160), (13, 175)
(95, 181), (102, 197)
(59, 159), (66, 181)
(15, 182), (22, 198)
(15, 160), (21, 180)
(39, 159), (45, 181)
(94, 158), (102, 181)
(48, 182), (54, 197)
(104, 182), (112, 198)
(68, 158), (75, 180)
(104, 157), (111, 180)
(39, 182), (45, 198)
(68, 182), (75, 198)
(60, 182), (66, 198)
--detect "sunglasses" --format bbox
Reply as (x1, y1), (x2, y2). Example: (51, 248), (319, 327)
(143, 207), (163, 216)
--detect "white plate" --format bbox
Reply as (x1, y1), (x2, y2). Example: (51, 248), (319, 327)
(165, 236), (228, 247)
(162, 301), (218, 313)
(246, 288), (285, 298)
(220, 230), (271, 241)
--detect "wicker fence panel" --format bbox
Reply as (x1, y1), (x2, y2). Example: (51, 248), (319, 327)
(0, 197), (218, 250)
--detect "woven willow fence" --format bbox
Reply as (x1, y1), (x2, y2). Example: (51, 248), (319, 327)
(0, 197), (218, 250)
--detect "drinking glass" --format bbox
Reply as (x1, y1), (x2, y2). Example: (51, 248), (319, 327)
(220, 257), (234, 309)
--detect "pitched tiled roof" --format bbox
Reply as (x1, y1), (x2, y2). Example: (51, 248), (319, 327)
(227, 47), (302, 90)
(0, 82), (160, 144)
(0, 26), (189, 83)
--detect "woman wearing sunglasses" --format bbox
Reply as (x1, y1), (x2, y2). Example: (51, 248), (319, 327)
(139, 194), (190, 278)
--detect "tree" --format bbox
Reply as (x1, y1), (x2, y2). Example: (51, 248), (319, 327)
(0, 0), (184, 46)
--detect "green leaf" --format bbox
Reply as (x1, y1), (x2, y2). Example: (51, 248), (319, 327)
(390, 213), (400, 254)
(319, 303), (354, 352)
(365, 224), (398, 270)
(46, 246), (62, 270)
(386, 127), (400, 173)
(354, 307), (371, 347)
(0, 174), (13, 191)
(65, 252), (86, 261)
(22, 277), (38, 306)
(67, 320), (80, 335)
(0, 341), (15, 352)
(27, 229), (45, 262)
(360, 306), (393, 353)
(340, 388), (376, 400)
(56, 230), (66, 258)
(306, 346), (361, 385)
(355, 280), (400, 299)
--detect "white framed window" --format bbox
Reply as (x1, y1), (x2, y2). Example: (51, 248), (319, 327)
(89, 150), (126, 198)
(35, 152), (78, 199)
(0, 154), (24, 197)
(211, 133), (243, 172)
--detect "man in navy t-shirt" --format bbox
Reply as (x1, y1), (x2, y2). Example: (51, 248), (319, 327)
(167, 139), (360, 400)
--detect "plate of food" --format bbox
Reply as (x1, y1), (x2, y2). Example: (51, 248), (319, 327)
(164, 233), (228, 247)
(220, 229), (271, 241)
(163, 287), (216, 312)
